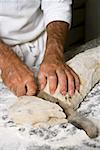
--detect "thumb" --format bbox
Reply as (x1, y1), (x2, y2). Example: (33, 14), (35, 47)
(26, 80), (37, 96)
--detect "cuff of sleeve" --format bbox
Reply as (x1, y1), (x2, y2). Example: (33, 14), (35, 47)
(44, 9), (72, 28)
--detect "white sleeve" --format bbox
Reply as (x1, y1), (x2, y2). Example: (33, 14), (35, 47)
(41, 0), (72, 27)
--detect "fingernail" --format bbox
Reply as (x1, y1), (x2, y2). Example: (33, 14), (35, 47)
(69, 90), (74, 97)
(61, 91), (66, 95)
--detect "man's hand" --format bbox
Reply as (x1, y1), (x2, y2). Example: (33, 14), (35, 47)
(38, 54), (80, 97)
(0, 41), (37, 96)
(38, 21), (80, 96)
(2, 61), (37, 96)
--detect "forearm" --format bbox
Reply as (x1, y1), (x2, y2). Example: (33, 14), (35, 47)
(44, 21), (69, 62)
(0, 40), (20, 70)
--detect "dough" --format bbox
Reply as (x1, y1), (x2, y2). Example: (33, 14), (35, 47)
(9, 96), (67, 127)
(41, 46), (100, 109)
(6, 46), (100, 130)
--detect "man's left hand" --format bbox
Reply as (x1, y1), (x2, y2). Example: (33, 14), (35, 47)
(38, 55), (80, 96)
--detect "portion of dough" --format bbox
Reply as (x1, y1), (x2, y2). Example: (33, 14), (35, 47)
(42, 46), (100, 109)
(9, 96), (67, 127)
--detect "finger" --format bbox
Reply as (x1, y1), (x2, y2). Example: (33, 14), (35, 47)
(38, 72), (47, 90)
(16, 85), (26, 97)
(65, 69), (75, 97)
(48, 72), (57, 95)
(56, 69), (67, 95)
(69, 69), (80, 92)
(10, 85), (17, 96)
(9, 83), (25, 96)
(26, 80), (37, 96)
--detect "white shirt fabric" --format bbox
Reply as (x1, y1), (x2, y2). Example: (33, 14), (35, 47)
(0, 0), (72, 67)
(12, 32), (47, 68)
(0, 0), (72, 45)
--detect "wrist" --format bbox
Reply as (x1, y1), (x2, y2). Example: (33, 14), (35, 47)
(43, 48), (64, 65)
(44, 38), (64, 62)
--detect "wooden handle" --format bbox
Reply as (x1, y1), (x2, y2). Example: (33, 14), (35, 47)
(58, 100), (98, 138)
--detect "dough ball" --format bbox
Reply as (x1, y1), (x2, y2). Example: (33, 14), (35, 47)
(9, 96), (67, 127)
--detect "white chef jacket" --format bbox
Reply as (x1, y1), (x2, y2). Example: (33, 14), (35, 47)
(0, 0), (72, 68)
(0, 0), (72, 45)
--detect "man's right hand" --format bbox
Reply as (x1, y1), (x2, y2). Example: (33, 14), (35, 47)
(0, 41), (37, 96)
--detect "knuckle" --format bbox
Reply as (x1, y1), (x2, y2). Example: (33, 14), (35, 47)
(48, 71), (56, 78)
(60, 81), (67, 90)
(68, 71), (74, 82)
(25, 76), (34, 83)
(39, 82), (46, 87)
(49, 75), (56, 79)
(50, 84), (56, 90)
(38, 73), (44, 80)
(27, 90), (36, 96)
(70, 78), (74, 83)
(60, 74), (66, 81)
(59, 79), (66, 88)
(68, 73), (74, 82)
